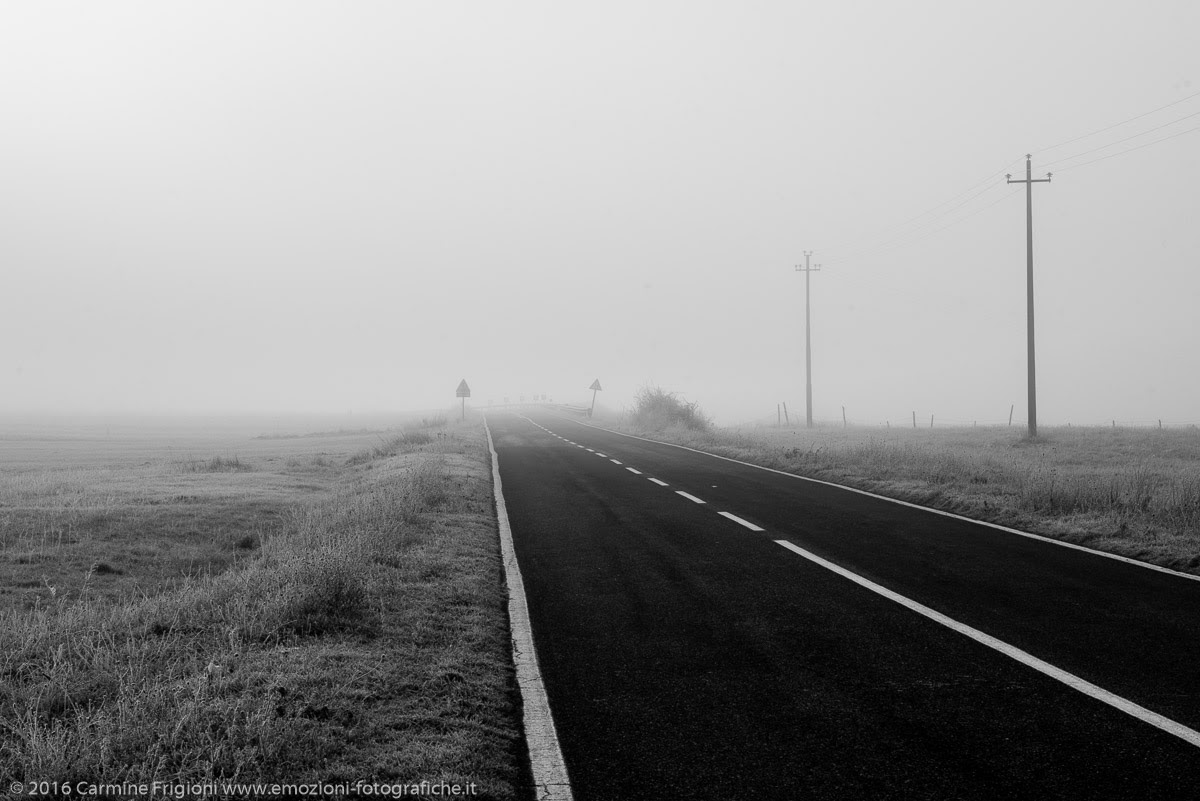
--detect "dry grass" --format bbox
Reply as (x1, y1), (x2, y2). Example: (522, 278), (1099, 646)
(0, 416), (528, 797)
(607, 416), (1200, 574)
(0, 441), (330, 611)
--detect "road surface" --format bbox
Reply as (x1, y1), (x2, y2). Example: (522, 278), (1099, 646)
(489, 410), (1200, 800)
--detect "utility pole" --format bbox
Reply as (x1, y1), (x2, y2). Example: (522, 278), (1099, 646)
(1006, 155), (1051, 438)
(795, 252), (821, 428)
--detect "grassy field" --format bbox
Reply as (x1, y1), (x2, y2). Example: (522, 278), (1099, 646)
(600, 413), (1200, 575)
(0, 414), (529, 797)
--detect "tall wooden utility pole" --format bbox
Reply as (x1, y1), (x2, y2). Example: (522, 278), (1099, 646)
(1006, 155), (1051, 438)
(795, 252), (821, 428)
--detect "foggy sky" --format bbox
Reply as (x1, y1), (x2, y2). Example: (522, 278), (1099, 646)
(3, 1), (1198, 426)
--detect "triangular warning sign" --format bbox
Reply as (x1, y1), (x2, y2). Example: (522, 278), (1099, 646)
(456, 379), (471, 398)
(589, 379), (602, 391)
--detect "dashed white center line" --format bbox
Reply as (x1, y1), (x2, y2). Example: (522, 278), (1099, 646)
(611, 459), (623, 465)
(676, 491), (706, 504)
(596, 452), (606, 457)
(648, 478), (669, 486)
(626, 467), (642, 475)
(718, 512), (765, 532)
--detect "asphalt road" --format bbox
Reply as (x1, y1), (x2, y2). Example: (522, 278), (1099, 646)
(489, 410), (1200, 800)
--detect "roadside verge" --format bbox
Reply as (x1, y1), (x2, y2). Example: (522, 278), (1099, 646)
(484, 415), (574, 801)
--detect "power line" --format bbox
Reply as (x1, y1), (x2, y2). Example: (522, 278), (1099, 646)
(825, 184), (1003, 262)
(822, 182), (1006, 262)
(1053, 121), (1200, 174)
(1041, 107), (1200, 169)
(818, 156), (1025, 255)
(823, 182), (1020, 265)
(908, 186), (1024, 242)
(1034, 88), (1200, 155)
(813, 94), (1199, 272)
(889, 158), (1025, 229)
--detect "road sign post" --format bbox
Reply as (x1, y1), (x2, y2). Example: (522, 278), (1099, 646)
(456, 379), (471, 421)
(588, 379), (602, 418)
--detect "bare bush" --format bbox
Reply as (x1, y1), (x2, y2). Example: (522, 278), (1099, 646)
(629, 386), (710, 432)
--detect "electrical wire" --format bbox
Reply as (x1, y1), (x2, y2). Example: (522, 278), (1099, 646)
(918, 186), (1024, 240)
(816, 156), (1025, 255)
(810, 93), (1200, 268)
(823, 185), (1022, 266)
(822, 182), (1004, 261)
(829, 183), (1002, 258)
(1041, 108), (1200, 170)
(1033, 88), (1200, 155)
(889, 158), (1025, 230)
(1052, 122), (1200, 173)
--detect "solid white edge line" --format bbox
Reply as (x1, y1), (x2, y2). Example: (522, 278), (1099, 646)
(648, 478), (669, 486)
(676, 491), (706, 504)
(484, 417), (575, 800)
(773, 539), (1200, 750)
(560, 418), (1200, 584)
(719, 511), (765, 532)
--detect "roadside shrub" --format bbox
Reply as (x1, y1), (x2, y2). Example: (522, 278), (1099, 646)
(629, 386), (710, 432)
